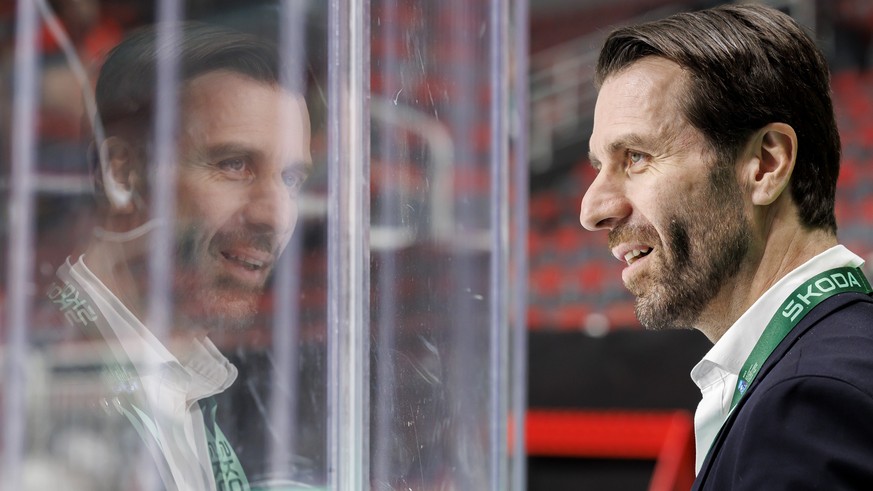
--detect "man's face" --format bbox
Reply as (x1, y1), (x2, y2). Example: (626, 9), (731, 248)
(170, 70), (312, 329)
(580, 57), (751, 330)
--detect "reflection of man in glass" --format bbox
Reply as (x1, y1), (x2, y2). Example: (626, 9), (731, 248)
(45, 23), (311, 490)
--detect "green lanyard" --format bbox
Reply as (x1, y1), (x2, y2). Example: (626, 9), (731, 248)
(201, 397), (251, 491)
(729, 266), (873, 413)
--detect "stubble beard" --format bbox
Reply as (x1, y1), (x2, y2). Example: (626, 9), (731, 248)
(174, 226), (273, 332)
(621, 164), (751, 331)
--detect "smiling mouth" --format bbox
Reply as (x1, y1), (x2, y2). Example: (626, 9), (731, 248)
(624, 247), (653, 265)
(221, 251), (267, 271)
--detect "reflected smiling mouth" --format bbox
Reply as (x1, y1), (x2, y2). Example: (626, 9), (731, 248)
(220, 251), (267, 271)
(209, 228), (280, 281)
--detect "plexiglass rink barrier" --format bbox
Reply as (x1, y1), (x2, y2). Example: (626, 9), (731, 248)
(0, 0), (527, 489)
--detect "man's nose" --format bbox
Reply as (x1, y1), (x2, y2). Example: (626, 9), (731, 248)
(244, 175), (295, 235)
(579, 170), (631, 231)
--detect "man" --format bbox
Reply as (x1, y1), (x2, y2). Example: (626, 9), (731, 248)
(39, 23), (312, 490)
(580, 4), (873, 489)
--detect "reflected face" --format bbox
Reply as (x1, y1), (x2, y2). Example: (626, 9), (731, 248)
(171, 71), (312, 329)
(580, 57), (750, 330)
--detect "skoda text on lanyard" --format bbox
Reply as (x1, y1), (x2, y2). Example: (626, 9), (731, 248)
(201, 397), (251, 491)
(730, 266), (873, 413)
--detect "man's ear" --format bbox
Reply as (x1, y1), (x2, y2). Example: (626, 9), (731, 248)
(740, 123), (797, 206)
(98, 136), (141, 213)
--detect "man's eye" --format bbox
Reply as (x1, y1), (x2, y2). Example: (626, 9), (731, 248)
(628, 151), (645, 164)
(282, 170), (307, 194)
(218, 158), (247, 173)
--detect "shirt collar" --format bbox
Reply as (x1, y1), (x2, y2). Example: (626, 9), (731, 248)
(64, 256), (237, 403)
(691, 245), (864, 389)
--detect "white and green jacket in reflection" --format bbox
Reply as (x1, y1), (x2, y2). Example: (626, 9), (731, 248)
(33, 256), (239, 491)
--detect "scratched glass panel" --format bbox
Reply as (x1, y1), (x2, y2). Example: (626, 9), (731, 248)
(1, 1), (329, 490)
(369, 0), (521, 488)
(3, 0), (525, 489)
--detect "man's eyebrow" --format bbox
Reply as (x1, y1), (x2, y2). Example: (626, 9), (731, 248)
(205, 142), (262, 161)
(205, 142), (313, 172)
(291, 158), (314, 176)
(606, 133), (651, 154)
(587, 152), (602, 171)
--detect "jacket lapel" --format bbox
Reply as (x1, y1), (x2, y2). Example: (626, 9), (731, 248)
(692, 292), (873, 490)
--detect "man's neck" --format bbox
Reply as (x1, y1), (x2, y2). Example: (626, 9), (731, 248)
(83, 237), (149, 322)
(695, 224), (838, 343)
(82, 238), (213, 359)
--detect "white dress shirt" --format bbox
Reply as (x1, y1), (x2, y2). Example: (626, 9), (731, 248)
(56, 256), (238, 490)
(689, 245), (865, 473)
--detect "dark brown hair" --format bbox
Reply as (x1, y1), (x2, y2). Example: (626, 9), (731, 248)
(91, 22), (288, 202)
(596, 4), (840, 233)
(95, 22), (285, 140)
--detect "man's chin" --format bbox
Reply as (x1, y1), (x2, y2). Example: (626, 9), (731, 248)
(634, 293), (669, 331)
(633, 288), (696, 331)
(185, 289), (261, 332)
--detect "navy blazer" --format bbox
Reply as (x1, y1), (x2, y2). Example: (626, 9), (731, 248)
(693, 292), (873, 490)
